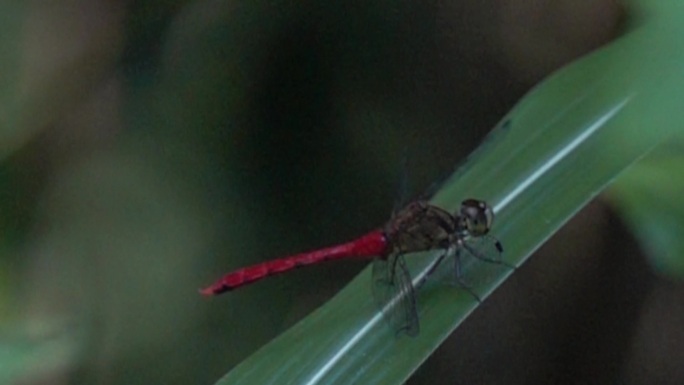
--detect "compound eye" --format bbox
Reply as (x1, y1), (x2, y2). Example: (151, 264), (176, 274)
(460, 199), (494, 236)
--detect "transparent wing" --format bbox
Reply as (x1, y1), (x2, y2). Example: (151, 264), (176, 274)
(392, 151), (410, 216)
(371, 254), (419, 337)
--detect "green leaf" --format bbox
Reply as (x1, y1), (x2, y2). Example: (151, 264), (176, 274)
(214, 2), (683, 384)
(607, 147), (684, 277)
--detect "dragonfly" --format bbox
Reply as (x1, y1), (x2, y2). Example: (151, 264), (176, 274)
(200, 198), (506, 336)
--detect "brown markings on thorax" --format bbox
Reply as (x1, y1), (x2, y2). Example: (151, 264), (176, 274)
(383, 201), (457, 256)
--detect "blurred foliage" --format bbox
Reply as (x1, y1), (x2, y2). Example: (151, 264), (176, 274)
(608, 145), (684, 277)
(0, 1), (682, 385)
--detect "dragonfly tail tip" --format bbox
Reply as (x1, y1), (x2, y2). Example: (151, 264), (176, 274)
(199, 287), (216, 296)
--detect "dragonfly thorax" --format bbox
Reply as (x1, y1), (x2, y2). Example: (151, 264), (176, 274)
(383, 201), (457, 254)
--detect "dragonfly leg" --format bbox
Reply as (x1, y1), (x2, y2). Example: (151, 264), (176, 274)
(413, 248), (451, 291)
(463, 242), (517, 270)
(453, 249), (482, 303)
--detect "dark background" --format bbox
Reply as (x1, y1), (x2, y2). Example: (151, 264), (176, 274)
(4, 1), (682, 385)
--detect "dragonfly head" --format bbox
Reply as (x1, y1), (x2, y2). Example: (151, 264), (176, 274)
(459, 199), (494, 236)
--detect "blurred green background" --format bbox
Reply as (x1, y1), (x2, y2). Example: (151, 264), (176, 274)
(2, 1), (682, 384)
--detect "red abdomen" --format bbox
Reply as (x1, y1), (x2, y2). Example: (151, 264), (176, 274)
(200, 230), (387, 295)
